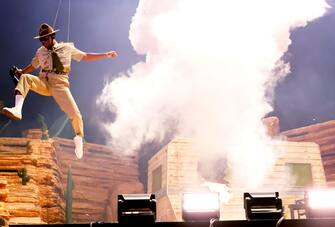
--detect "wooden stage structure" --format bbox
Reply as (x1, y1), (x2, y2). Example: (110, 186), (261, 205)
(1, 118), (335, 225)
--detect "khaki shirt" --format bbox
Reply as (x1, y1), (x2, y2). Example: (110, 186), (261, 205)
(31, 41), (86, 75)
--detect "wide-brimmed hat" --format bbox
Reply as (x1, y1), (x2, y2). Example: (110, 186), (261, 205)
(33, 23), (59, 39)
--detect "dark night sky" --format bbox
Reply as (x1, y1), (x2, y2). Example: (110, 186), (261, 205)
(1, 0), (335, 144)
(272, 0), (335, 130)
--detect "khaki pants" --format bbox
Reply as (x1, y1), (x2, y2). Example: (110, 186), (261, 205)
(16, 73), (84, 137)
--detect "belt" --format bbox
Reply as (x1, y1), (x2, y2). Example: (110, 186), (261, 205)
(41, 68), (69, 75)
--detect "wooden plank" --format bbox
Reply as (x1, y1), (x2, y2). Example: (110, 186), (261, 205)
(0, 138), (30, 145)
(9, 217), (43, 224)
(285, 128), (335, 143)
(282, 120), (335, 137)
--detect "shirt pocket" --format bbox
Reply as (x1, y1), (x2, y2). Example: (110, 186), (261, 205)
(40, 52), (52, 69)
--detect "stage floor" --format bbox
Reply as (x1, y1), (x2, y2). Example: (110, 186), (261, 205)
(11, 219), (335, 227)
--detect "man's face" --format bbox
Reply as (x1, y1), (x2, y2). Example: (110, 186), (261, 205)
(39, 35), (53, 49)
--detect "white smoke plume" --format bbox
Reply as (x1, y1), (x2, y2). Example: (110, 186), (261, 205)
(97, 0), (329, 188)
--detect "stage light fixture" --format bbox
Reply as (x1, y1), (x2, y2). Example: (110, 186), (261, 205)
(117, 194), (156, 224)
(244, 192), (284, 220)
(305, 189), (335, 218)
(182, 192), (220, 221)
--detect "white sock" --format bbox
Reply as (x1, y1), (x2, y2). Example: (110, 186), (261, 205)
(15, 95), (24, 112)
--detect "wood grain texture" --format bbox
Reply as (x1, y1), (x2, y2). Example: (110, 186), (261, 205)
(282, 120), (335, 186)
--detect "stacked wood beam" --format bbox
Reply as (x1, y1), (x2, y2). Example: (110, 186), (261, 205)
(0, 177), (9, 225)
(281, 120), (335, 186)
(0, 130), (142, 224)
(0, 137), (65, 224)
(21, 129), (43, 140)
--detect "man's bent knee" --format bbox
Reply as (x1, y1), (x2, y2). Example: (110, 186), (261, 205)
(19, 74), (31, 81)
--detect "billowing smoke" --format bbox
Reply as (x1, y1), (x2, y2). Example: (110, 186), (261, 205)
(97, 0), (329, 188)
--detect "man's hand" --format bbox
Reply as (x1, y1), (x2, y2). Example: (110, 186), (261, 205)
(9, 66), (21, 77)
(106, 51), (117, 58)
(9, 66), (21, 86)
(17, 68), (23, 76)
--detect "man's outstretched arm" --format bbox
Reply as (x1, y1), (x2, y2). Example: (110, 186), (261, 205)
(82, 51), (117, 61)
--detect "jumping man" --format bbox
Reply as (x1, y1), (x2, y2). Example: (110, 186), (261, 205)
(1, 23), (117, 159)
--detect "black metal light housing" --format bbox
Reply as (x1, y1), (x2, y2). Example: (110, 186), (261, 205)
(244, 192), (284, 220)
(117, 194), (156, 224)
